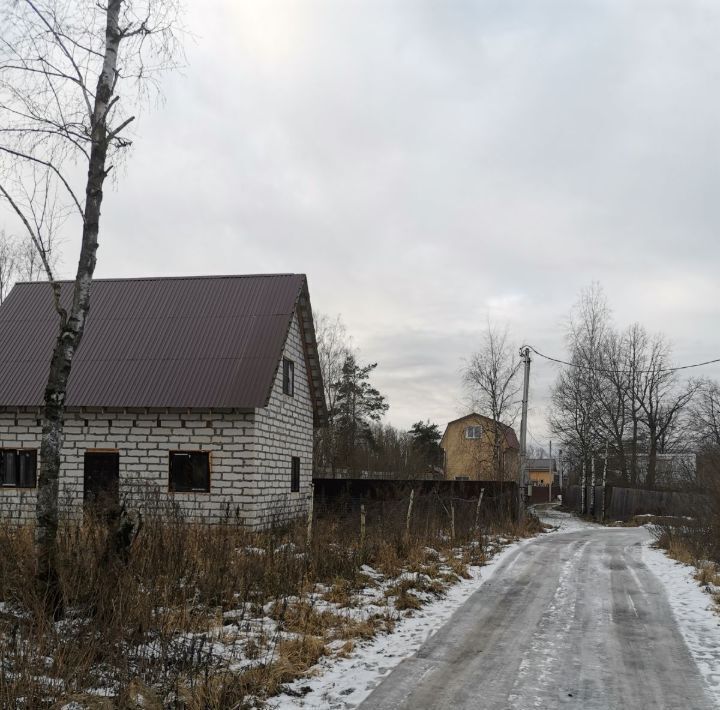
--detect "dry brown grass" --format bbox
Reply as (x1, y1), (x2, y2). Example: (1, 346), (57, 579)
(0, 492), (528, 708)
(651, 465), (720, 616)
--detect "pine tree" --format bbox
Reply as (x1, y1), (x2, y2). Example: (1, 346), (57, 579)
(409, 420), (443, 469)
(333, 355), (389, 471)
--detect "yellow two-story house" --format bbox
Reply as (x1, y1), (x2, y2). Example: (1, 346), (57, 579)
(440, 413), (520, 482)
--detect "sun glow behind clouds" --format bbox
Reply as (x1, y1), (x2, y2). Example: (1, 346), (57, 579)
(223, 1), (308, 67)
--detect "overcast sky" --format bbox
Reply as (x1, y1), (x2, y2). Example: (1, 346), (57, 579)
(31, 0), (720, 445)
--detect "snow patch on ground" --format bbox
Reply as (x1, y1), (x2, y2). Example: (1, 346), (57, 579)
(271, 536), (536, 709)
(642, 544), (720, 706)
(534, 505), (601, 535)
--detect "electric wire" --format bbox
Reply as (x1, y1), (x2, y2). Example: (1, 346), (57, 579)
(521, 344), (720, 375)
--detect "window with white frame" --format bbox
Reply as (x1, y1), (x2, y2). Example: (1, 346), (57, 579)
(464, 426), (482, 439)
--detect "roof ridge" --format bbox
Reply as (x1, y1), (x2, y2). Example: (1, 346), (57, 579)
(13, 273), (304, 286)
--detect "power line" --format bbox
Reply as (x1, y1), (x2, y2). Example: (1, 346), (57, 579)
(522, 344), (720, 375)
(527, 428), (547, 452)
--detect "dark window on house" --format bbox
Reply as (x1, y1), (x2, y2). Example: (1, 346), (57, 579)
(291, 456), (300, 492)
(169, 451), (210, 492)
(0, 450), (37, 488)
(464, 426), (482, 439)
(283, 358), (295, 396)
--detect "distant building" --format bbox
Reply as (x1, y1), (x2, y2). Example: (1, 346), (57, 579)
(440, 413), (519, 481)
(527, 458), (557, 487)
(0, 274), (326, 528)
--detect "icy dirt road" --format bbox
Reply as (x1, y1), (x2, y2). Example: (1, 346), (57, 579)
(360, 509), (718, 710)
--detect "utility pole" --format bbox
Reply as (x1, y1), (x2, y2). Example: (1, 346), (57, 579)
(518, 346), (531, 520)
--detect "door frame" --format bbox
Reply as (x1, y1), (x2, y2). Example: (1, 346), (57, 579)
(83, 449), (120, 511)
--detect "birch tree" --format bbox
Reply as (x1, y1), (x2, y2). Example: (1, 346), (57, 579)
(595, 328), (631, 482)
(0, 0), (181, 617)
(549, 283), (610, 476)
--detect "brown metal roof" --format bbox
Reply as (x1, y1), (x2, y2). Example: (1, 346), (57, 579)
(0, 274), (326, 418)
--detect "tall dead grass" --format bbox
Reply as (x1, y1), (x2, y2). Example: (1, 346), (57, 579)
(651, 456), (720, 612)
(0, 492), (537, 708)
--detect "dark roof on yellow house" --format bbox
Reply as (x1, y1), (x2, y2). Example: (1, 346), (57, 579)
(440, 413), (520, 449)
(0, 274), (326, 422)
(527, 458), (557, 471)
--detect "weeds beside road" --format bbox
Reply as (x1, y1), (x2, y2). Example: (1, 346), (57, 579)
(0, 494), (540, 708)
(648, 471), (720, 614)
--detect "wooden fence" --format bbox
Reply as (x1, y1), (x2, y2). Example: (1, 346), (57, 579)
(564, 484), (705, 521)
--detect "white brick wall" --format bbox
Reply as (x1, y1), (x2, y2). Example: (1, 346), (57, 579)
(0, 310), (315, 528)
(0, 409), (256, 523)
(250, 309), (314, 526)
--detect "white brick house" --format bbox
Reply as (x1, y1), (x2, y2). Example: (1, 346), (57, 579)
(0, 274), (326, 527)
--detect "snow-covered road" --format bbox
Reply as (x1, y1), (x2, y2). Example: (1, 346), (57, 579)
(359, 510), (720, 710)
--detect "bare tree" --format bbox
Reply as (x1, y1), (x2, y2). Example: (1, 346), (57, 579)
(0, 0), (181, 617)
(689, 379), (720, 451)
(464, 321), (521, 481)
(526, 443), (547, 459)
(549, 284), (610, 477)
(0, 229), (16, 303)
(16, 231), (56, 282)
(313, 312), (354, 473)
(0, 228), (57, 304)
(621, 323), (649, 485)
(595, 327), (631, 482)
(633, 334), (698, 487)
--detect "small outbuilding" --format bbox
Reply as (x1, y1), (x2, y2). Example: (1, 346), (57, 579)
(527, 458), (557, 487)
(0, 274), (325, 527)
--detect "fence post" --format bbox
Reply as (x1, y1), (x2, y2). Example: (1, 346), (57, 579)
(360, 504), (366, 547)
(406, 488), (414, 537)
(475, 487), (485, 532)
(306, 482), (314, 547)
(450, 502), (455, 543)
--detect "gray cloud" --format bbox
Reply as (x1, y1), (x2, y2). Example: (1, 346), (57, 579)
(6, 0), (720, 443)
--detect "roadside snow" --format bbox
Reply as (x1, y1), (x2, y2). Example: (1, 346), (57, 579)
(271, 536), (536, 709)
(642, 544), (720, 705)
(533, 505), (596, 535)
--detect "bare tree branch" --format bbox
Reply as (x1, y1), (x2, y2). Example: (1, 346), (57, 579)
(0, 181), (64, 320)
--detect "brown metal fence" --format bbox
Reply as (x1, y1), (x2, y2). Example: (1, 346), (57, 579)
(564, 484), (707, 521)
(529, 484), (561, 505)
(312, 478), (519, 531)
